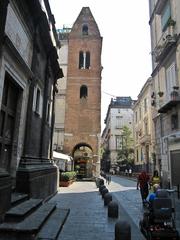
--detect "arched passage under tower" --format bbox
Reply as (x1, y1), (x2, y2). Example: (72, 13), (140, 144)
(72, 143), (93, 179)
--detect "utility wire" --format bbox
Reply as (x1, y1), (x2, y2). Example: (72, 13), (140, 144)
(102, 91), (116, 98)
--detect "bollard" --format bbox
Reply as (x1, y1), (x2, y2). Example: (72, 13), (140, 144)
(108, 201), (118, 218)
(115, 220), (131, 240)
(99, 185), (106, 194)
(99, 178), (104, 186)
(104, 192), (112, 206)
(99, 185), (106, 193)
(101, 188), (108, 198)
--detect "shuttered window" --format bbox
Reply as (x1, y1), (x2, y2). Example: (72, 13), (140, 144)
(166, 62), (176, 101)
(161, 1), (171, 31)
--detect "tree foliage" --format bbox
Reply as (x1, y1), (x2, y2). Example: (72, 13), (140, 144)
(117, 126), (134, 165)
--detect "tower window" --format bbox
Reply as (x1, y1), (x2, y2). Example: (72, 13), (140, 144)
(79, 51), (84, 69)
(79, 51), (90, 69)
(82, 25), (88, 35)
(85, 52), (90, 69)
(80, 85), (88, 98)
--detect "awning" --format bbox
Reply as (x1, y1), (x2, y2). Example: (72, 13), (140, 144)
(53, 151), (72, 162)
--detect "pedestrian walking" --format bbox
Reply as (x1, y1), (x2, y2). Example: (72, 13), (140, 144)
(137, 171), (150, 206)
(150, 170), (161, 190)
(129, 168), (132, 177)
(125, 169), (128, 176)
(107, 175), (111, 184)
(106, 174), (111, 184)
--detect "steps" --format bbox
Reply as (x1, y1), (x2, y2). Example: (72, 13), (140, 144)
(11, 192), (29, 207)
(36, 208), (70, 240)
(0, 197), (70, 240)
(5, 198), (43, 222)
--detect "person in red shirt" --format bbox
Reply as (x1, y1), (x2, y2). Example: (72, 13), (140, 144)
(137, 171), (150, 205)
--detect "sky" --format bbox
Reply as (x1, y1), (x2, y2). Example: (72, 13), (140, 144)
(49, 0), (152, 130)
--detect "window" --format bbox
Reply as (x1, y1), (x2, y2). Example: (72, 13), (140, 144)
(161, 1), (171, 31)
(79, 51), (90, 69)
(136, 149), (139, 162)
(79, 51), (84, 69)
(144, 98), (147, 112)
(135, 111), (138, 123)
(171, 113), (178, 130)
(136, 132), (138, 141)
(145, 121), (148, 135)
(85, 52), (90, 69)
(141, 148), (144, 162)
(80, 85), (88, 98)
(33, 86), (42, 117)
(116, 135), (123, 150)
(82, 25), (88, 35)
(35, 89), (40, 113)
(116, 116), (123, 129)
(0, 110), (5, 136)
(166, 62), (177, 101)
(46, 101), (50, 123)
(139, 107), (141, 120)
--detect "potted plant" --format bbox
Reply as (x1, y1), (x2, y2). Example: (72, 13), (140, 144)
(167, 18), (176, 37)
(60, 171), (77, 187)
(167, 18), (176, 27)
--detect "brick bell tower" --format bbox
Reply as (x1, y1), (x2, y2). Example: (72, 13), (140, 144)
(64, 7), (102, 178)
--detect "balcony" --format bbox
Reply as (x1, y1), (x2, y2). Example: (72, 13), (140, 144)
(153, 25), (177, 63)
(139, 134), (151, 145)
(158, 90), (180, 113)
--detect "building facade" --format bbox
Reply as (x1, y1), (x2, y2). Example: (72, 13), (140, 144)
(133, 78), (156, 173)
(0, 0), (62, 217)
(62, 7), (102, 178)
(53, 26), (71, 153)
(101, 97), (134, 172)
(149, 0), (180, 187)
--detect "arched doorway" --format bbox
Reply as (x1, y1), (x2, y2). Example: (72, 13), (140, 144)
(72, 143), (93, 179)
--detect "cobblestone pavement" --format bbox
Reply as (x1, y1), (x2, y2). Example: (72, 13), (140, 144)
(50, 178), (146, 240)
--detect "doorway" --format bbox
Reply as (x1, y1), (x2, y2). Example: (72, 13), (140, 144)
(0, 73), (20, 173)
(73, 144), (93, 179)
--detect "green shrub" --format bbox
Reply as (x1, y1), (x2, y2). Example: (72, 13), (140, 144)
(60, 171), (77, 181)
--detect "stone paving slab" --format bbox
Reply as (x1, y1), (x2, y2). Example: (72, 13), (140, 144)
(49, 181), (145, 240)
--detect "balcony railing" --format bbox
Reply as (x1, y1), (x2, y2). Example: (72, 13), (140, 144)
(158, 90), (180, 113)
(152, 25), (177, 63)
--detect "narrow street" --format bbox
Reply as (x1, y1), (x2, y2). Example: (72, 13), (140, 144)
(107, 175), (144, 228)
(50, 176), (146, 240)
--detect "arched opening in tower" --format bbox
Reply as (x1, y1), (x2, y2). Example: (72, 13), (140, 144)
(72, 143), (93, 179)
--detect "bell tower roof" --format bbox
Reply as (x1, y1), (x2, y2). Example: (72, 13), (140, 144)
(69, 7), (101, 39)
